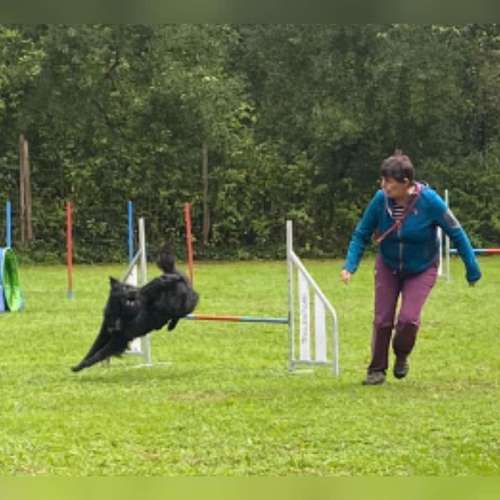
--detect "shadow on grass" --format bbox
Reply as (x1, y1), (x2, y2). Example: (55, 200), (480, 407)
(66, 362), (200, 385)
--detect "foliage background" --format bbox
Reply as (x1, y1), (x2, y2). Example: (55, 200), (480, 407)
(1, 24), (500, 262)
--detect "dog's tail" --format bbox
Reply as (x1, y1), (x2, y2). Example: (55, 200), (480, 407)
(156, 243), (176, 273)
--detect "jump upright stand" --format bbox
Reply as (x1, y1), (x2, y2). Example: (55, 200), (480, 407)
(121, 217), (152, 366)
(286, 221), (339, 376)
(185, 220), (340, 376)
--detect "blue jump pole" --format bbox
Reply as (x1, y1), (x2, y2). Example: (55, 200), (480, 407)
(6, 200), (12, 247)
(127, 200), (134, 263)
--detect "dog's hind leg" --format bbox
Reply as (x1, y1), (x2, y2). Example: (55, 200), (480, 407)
(71, 335), (129, 372)
(71, 321), (111, 370)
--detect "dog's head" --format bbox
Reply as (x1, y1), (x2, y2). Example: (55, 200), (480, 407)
(107, 277), (141, 320)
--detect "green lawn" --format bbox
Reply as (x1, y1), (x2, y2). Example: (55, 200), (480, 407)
(1, 257), (499, 475)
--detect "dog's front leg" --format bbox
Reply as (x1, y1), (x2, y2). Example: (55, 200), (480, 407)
(167, 318), (180, 331)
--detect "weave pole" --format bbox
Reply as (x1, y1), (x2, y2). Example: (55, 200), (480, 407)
(183, 202), (194, 284)
(66, 201), (74, 299)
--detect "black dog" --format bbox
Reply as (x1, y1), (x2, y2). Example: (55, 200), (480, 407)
(71, 245), (198, 372)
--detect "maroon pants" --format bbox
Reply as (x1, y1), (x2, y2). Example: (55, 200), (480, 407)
(368, 255), (438, 373)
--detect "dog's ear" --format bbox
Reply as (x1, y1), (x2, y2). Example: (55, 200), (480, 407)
(109, 276), (119, 288)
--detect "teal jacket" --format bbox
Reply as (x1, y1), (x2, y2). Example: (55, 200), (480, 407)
(344, 183), (481, 283)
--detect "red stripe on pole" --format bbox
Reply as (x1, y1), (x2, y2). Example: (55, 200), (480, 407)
(184, 202), (194, 285)
(189, 314), (243, 322)
(66, 201), (74, 299)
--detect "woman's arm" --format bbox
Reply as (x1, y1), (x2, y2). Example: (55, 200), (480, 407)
(430, 191), (481, 284)
(343, 191), (383, 274)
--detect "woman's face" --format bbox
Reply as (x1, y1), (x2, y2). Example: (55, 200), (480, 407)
(381, 176), (409, 200)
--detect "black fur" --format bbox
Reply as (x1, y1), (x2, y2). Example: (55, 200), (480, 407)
(71, 245), (198, 372)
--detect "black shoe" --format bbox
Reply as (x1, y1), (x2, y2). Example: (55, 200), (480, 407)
(362, 371), (386, 385)
(393, 358), (409, 379)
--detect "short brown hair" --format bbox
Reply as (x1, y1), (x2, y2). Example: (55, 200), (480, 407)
(380, 149), (414, 183)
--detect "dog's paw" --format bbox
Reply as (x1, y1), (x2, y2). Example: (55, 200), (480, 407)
(167, 318), (179, 331)
(71, 364), (82, 373)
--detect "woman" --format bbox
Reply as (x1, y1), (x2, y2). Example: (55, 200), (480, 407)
(341, 150), (481, 385)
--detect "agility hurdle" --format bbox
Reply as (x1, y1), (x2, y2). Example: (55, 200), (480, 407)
(120, 217), (152, 366)
(184, 217), (340, 375)
(439, 189), (499, 282)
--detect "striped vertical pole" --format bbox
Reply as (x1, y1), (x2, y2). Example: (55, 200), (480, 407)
(184, 202), (194, 285)
(6, 200), (12, 247)
(127, 200), (134, 263)
(66, 201), (74, 299)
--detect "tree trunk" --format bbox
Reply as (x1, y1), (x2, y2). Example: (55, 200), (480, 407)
(201, 141), (210, 250)
(19, 134), (33, 244)
(19, 134), (26, 244)
(24, 137), (33, 242)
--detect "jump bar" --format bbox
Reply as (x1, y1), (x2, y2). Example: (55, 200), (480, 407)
(186, 314), (289, 324)
(450, 248), (500, 255)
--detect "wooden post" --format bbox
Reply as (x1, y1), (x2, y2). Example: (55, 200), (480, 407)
(24, 137), (33, 242)
(201, 141), (209, 250)
(19, 134), (25, 244)
(19, 134), (33, 244)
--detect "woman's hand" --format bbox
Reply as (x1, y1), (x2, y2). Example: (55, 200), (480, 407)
(340, 269), (352, 285)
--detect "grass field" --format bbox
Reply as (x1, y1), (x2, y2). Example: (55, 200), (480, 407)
(1, 256), (499, 476)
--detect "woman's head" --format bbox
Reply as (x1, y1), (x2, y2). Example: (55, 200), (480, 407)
(380, 149), (414, 198)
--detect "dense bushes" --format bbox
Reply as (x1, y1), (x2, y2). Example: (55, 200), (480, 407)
(1, 25), (500, 262)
